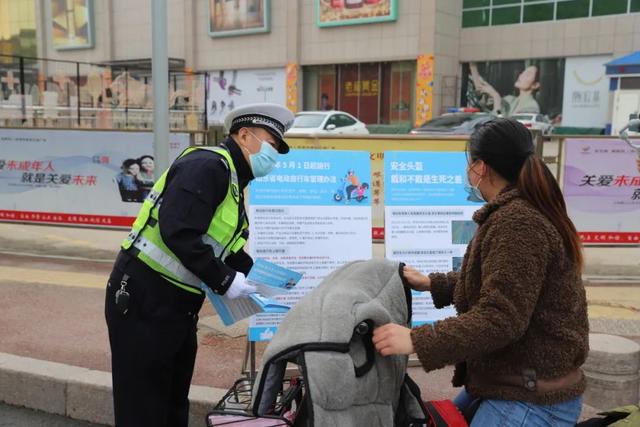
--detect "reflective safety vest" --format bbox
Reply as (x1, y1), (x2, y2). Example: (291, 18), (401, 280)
(121, 146), (248, 295)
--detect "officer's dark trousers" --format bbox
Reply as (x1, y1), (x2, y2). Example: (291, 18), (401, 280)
(105, 251), (205, 427)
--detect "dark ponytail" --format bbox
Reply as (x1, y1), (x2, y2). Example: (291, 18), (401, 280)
(468, 118), (583, 271)
(517, 155), (583, 271)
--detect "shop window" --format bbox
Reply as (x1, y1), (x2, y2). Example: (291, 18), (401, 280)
(523, 3), (555, 22)
(493, 0), (521, 5)
(463, 0), (490, 9)
(620, 77), (640, 90)
(632, 0), (640, 12)
(592, 0), (628, 16)
(556, 0), (590, 19)
(462, 9), (490, 27)
(491, 6), (522, 25)
(303, 61), (414, 126)
(0, 0), (37, 58)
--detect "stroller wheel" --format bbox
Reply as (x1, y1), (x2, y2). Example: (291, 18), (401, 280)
(333, 193), (342, 202)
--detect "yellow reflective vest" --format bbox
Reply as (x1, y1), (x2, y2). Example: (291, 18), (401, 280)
(121, 146), (248, 295)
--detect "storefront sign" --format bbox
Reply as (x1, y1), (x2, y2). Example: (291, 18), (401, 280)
(562, 56), (611, 128)
(208, 0), (270, 37)
(316, 0), (398, 28)
(51, 0), (94, 50)
(286, 63), (298, 113)
(415, 54), (434, 127)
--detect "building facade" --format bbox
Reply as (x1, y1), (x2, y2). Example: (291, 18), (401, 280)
(1, 0), (640, 130)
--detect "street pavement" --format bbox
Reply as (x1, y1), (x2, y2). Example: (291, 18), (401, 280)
(0, 221), (638, 424)
(0, 402), (106, 427)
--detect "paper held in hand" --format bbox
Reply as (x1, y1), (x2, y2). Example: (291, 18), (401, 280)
(201, 258), (303, 326)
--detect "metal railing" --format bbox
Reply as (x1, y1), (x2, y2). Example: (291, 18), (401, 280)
(0, 54), (208, 131)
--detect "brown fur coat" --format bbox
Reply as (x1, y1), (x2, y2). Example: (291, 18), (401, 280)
(410, 187), (588, 404)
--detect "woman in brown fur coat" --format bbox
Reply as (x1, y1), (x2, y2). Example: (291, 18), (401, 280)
(373, 118), (588, 426)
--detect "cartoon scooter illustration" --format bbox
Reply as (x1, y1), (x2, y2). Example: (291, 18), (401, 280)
(333, 179), (369, 202)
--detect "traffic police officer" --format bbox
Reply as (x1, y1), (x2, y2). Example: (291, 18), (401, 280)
(105, 103), (295, 427)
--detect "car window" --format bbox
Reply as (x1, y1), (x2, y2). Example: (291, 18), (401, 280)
(420, 114), (485, 129)
(511, 114), (534, 121)
(469, 117), (494, 129)
(325, 114), (339, 128)
(336, 114), (357, 128)
(292, 114), (327, 128)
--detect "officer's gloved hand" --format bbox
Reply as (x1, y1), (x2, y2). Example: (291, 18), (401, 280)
(225, 272), (257, 299)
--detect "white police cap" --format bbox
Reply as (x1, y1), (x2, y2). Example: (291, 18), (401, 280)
(224, 103), (295, 154)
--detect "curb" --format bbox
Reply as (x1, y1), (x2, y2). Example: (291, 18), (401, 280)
(0, 352), (227, 426)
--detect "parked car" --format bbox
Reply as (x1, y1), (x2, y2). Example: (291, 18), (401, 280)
(511, 113), (553, 134)
(286, 111), (369, 136)
(409, 113), (496, 136)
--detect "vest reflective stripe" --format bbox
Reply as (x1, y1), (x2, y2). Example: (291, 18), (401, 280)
(132, 236), (201, 288)
(202, 234), (229, 260)
(121, 146), (248, 295)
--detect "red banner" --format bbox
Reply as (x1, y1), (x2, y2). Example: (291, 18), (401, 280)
(579, 232), (640, 244)
(0, 210), (134, 228)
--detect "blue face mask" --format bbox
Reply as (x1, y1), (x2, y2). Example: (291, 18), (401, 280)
(464, 163), (485, 203)
(247, 132), (279, 178)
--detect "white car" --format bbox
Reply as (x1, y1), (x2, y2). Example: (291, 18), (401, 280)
(286, 111), (369, 136)
(512, 113), (553, 135)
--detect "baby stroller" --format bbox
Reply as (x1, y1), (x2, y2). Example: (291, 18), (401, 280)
(206, 376), (304, 426)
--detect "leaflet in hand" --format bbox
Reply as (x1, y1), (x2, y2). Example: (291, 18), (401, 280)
(201, 285), (291, 326)
(201, 259), (303, 326)
(246, 258), (304, 299)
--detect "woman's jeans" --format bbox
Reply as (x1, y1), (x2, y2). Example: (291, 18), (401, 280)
(454, 388), (583, 427)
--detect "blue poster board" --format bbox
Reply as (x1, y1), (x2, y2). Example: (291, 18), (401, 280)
(248, 149), (373, 341)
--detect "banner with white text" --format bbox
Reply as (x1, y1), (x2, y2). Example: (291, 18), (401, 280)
(0, 129), (189, 227)
(563, 138), (640, 245)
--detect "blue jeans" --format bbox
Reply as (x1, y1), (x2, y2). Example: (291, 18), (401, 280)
(453, 388), (582, 427)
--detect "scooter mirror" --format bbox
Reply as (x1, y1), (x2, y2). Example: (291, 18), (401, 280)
(627, 119), (640, 133)
(619, 119), (640, 156)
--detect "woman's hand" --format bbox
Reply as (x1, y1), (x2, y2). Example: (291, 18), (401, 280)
(373, 324), (414, 356)
(402, 265), (431, 292)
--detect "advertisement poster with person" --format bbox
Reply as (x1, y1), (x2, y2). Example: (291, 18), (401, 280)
(0, 129), (189, 227)
(247, 149), (372, 341)
(384, 151), (481, 325)
(206, 68), (286, 125)
(562, 138), (640, 245)
(208, 0), (270, 37)
(461, 59), (565, 121)
(51, 0), (94, 50)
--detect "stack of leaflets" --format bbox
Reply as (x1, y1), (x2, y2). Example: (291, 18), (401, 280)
(201, 258), (303, 326)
